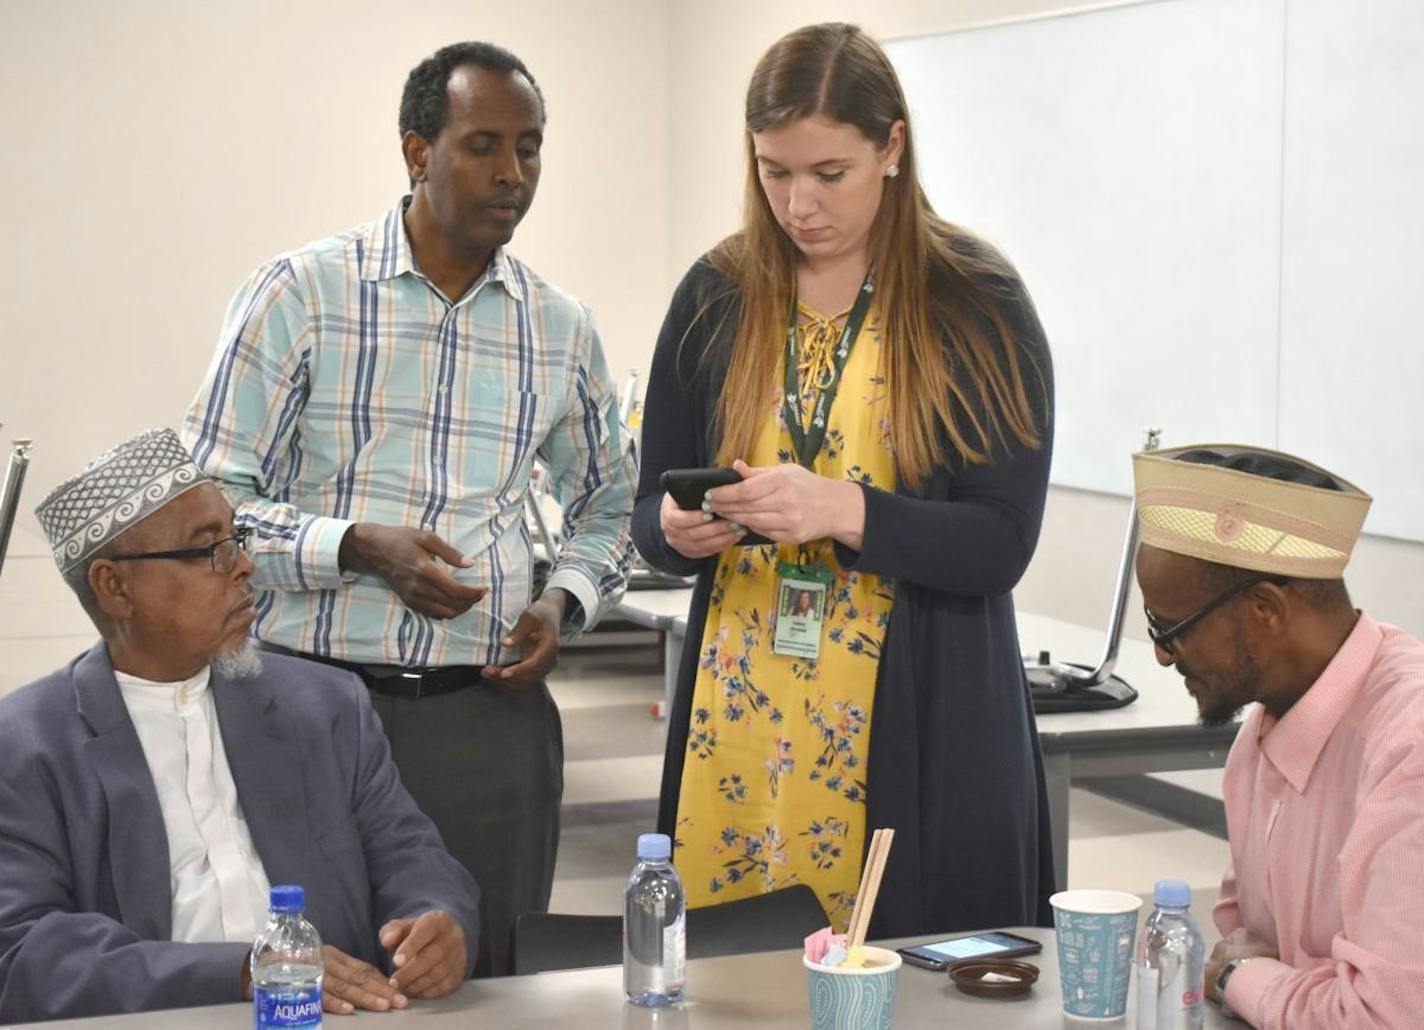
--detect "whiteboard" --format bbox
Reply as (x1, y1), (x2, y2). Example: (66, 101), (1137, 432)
(1276, 0), (1424, 541)
(887, 0), (1424, 542)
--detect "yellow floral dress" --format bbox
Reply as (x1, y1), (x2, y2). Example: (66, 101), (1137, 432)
(675, 303), (896, 930)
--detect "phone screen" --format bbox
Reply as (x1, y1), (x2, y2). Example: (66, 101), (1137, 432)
(907, 932), (1037, 962)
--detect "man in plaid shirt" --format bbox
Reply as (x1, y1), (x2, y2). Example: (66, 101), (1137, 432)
(183, 42), (635, 977)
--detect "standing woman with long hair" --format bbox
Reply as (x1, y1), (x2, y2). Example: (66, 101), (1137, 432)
(633, 23), (1056, 937)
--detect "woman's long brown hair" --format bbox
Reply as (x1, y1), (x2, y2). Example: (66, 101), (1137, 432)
(708, 23), (1045, 488)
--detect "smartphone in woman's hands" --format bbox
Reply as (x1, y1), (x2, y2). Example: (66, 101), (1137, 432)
(660, 468), (770, 546)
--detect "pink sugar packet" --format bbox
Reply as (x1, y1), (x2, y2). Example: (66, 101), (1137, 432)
(804, 927), (849, 964)
(803, 926), (836, 963)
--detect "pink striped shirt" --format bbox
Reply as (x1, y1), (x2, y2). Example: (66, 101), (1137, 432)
(1214, 612), (1424, 1029)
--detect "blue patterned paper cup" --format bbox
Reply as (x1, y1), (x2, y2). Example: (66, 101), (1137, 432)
(803, 947), (901, 1029)
(1050, 889), (1142, 1020)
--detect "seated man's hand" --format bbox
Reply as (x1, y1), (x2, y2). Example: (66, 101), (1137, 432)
(1205, 928), (1279, 1004)
(381, 910), (468, 999)
(322, 944), (408, 1014)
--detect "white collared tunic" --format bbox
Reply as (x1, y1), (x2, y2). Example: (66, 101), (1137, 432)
(115, 667), (271, 943)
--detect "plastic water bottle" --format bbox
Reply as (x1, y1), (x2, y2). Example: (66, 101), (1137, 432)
(1135, 879), (1205, 1029)
(623, 833), (686, 1007)
(252, 884), (324, 1029)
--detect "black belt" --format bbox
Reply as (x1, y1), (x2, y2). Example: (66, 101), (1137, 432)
(260, 643), (483, 700)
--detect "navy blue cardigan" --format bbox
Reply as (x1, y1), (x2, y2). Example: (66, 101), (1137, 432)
(632, 251), (1057, 937)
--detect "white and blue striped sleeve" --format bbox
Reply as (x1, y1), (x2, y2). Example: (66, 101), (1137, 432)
(181, 260), (354, 593)
(537, 303), (636, 633)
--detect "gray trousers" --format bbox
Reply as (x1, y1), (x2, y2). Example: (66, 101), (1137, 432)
(367, 679), (563, 977)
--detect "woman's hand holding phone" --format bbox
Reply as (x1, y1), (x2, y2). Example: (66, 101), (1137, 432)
(708, 460), (865, 550)
(660, 491), (746, 559)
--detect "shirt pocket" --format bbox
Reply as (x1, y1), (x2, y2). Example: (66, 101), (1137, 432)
(468, 382), (558, 483)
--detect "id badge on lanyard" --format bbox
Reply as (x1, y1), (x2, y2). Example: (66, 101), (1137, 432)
(772, 560), (834, 660)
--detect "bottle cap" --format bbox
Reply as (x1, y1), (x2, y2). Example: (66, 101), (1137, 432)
(1153, 879), (1191, 908)
(637, 833), (672, 861)
(270, 884), (305, 914)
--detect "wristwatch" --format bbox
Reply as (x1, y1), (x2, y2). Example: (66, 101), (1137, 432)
(1216, 958), (1253, 1021)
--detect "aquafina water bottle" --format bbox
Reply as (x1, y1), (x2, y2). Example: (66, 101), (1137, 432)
(1135, 879), (1205, 1029)
(623, 833), (686, 1007)
(252, 884), (324, 1029)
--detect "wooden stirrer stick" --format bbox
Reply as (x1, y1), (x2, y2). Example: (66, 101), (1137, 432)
(848, 828), (894, 954)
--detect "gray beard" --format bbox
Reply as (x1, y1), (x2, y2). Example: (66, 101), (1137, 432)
(212, 638), (263, 680)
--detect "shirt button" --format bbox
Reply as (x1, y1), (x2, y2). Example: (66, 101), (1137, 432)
(438, 384), (449, 394)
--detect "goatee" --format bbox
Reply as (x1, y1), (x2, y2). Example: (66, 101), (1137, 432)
(212, 639), (263, 680)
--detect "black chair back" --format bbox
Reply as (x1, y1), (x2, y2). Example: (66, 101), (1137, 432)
(510, 912), (621, 975)
(511, 883), (829, 975)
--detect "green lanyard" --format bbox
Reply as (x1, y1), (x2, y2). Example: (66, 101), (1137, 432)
(782, 272), (875, 469)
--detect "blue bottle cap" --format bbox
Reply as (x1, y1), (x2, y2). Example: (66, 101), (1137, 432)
(270, 884), (305, 914)
(1154, 879), (1191, 908)
(637, 833), (672, 861)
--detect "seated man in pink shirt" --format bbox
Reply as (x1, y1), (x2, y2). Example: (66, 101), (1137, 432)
(1132, 444), (1424, 1030)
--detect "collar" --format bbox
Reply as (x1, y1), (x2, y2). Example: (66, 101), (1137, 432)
(1257, 612), (1383, 793)
(115, 664), (212, 713)
(359, 196), (525, 303)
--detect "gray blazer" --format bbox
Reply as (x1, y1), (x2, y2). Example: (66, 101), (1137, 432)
(0, 645), (480, 1023)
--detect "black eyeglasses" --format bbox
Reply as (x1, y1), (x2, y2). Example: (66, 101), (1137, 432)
(1144, 573), (1287, 654)
(109, 527), (252, 575)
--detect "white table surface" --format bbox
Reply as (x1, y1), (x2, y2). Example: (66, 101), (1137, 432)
(21, 927), (1236, 1028)
(616, 588), (698, 630)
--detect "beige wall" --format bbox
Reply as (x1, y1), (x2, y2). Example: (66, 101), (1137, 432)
(3, 0), (1420, 639)
(0, 0), (668, 517)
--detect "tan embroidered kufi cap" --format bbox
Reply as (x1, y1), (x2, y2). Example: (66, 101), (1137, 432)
(1132, 444), (1371, 579)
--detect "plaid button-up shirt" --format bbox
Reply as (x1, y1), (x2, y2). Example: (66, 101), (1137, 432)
(183, 198), (635, 667)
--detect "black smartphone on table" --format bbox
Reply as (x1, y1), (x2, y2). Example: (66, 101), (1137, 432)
(897, 931), (1043, 970)
(659, 468), (771, 546)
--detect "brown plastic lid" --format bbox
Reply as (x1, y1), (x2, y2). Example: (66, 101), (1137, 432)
(947, 958), (1040, 999)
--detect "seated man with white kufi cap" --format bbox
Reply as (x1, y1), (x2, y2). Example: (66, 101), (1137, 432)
(0, 429), (479, 1023)
(1132, 443), (1424, 1029)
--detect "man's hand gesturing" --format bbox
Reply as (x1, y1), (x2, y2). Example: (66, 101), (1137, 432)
(340, 524), (487, 619)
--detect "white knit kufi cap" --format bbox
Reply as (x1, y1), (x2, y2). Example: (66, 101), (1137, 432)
(34, 428), (208, 573)
(1132, 444), (1371, 579)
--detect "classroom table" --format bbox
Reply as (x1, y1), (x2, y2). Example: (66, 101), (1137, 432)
(24, 926), (1235, 1027)
(614, 586), (697, 713)
(614, 590), (1239, 888)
